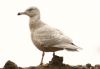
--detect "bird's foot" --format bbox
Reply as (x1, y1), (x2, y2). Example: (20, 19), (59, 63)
(40, 62), (43, 65)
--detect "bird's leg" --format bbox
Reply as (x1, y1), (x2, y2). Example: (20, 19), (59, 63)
(40, 51), (45, 65)
(53, 52), (55, 57)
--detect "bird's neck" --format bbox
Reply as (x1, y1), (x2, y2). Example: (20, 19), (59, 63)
(30, 14), (40, 22)
(29, 15), (45, 31)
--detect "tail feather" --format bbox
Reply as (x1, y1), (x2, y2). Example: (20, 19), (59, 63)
(53, 43), (82, 51)
(65, 48), (78, 51)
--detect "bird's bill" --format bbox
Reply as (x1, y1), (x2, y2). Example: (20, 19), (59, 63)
(17, 12), (26, 15)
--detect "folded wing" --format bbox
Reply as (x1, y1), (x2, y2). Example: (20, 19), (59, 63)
(32, 25), (80, 51)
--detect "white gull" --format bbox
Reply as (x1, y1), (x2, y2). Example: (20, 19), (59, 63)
(18, 7), (81, 65)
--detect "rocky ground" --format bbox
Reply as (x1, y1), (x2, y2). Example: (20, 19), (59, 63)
(1, 55), (100, 69)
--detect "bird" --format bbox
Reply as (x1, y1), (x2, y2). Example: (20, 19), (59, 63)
(18, 6), (81, 65)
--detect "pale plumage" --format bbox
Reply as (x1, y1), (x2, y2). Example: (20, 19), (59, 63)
(18, 6), (81, 65)
(32, 25), (79, 51)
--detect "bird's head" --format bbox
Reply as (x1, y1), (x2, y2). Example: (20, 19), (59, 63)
(18, 7), (40, 17)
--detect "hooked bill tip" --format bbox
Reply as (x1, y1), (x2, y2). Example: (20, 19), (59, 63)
(17, 13), (21, 15)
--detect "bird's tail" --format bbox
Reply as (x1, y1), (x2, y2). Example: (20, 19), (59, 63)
(53, 43), (82, 51)
(65, 43), (82, 51)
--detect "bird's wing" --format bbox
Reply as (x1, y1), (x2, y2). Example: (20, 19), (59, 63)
(32, 25), (73, 48)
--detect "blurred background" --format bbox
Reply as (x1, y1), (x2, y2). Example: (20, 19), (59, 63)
(0, 0), (100, 67)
